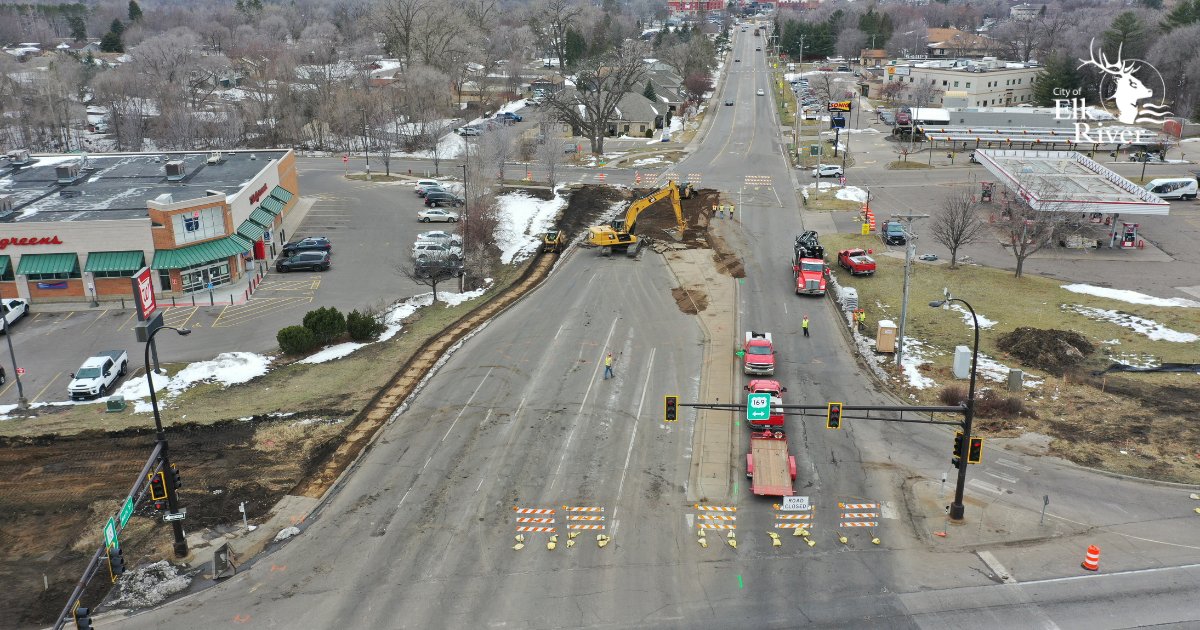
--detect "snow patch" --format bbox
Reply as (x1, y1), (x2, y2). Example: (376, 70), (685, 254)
(834, 186), (868, 203)
(495, 189), (567, 264)
(274, 526), (301, 542)
(1063, 304), (1198, 342)
(949, 303), (997, 329)
(298, 342), (367, 365)
(1061, 284), (1200, 308)
(108, 560), (192, 609)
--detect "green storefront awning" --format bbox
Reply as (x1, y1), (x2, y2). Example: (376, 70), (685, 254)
(269, 185), (294, 204)
(0, 256), (9, 276)
(249, 207), (276, 228)
(16, 253), (78, 275)
(84, 250), (145, 274)
(151, 236), (251, 270)
(258, 196), (284, 215)
(237, 220), (266, 243)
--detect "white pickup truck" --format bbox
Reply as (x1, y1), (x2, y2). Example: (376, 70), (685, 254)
(68, 350), (128, 400)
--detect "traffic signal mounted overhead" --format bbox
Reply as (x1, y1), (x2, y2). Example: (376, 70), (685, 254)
(170, 463), (182, 490)
(826, 402), (843, 429)
(148, 471), (167, 510)
(664, 396), (678, 422)
(107, 546), (126, 581)
(968, 437), (984, 464)
(952, 431), (964, 469)
(73, 601), (93, 630)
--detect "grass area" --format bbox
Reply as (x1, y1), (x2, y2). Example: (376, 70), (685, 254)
(888, 160), (932, 169)
(821, 231), (1200, 482)
(0, 265), (530, 438)
(801, 185), (864, 212)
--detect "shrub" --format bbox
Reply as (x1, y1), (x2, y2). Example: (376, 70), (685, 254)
(302, 306), (346, 344)
(277, 326), (317, 355)
(644, 129), (653, 138)
(939, 384), (966, 406)
(347, 309), (387, 342)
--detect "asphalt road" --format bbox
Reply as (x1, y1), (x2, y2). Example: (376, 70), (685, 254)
(116, 29), (1200, 629)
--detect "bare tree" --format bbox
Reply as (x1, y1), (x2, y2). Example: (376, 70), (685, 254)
(537, 128), (562, 189)
(543, 40), (649, 154)
(836, 27), (868, 61)
(930, 190), (989, 268)
(999, 196), (1067, 278)
(478, 124), (517, 184)
(377, 0), (428, 69)
(532, 0), (583, 76)
(400, 259), (463, 304)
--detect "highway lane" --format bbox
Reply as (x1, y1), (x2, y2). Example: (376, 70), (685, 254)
(115, 26), (1200, 630)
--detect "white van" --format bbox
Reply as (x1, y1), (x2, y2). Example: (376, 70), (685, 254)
(1145, 177), (1198, 200)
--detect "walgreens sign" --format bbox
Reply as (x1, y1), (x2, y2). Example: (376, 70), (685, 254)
(0, 236), (63, 250)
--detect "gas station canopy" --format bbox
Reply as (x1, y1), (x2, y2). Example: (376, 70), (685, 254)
(972, 149), (1171, 216)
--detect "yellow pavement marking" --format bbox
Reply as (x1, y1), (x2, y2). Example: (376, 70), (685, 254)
(211, 296), (315, 328)
(0, 379), (13, 398)
(163, 306), (199, 329)
(80, 310), (110, 335)
(44, 311), (74, 335)
(117, 310), (138, 331)
(257, 277), (321, 291)
(30, 371), (62, 404)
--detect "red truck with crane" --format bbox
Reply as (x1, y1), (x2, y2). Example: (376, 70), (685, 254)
(792, 232), (829, 296)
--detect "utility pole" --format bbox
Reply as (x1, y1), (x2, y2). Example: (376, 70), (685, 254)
(891, 213), (930, 368)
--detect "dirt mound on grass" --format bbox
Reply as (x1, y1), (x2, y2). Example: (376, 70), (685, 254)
(996, 327), (1095, 374)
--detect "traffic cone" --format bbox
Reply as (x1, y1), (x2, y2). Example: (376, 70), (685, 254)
(1081, 544), (1100, 571)
(635, 171), (641, 184)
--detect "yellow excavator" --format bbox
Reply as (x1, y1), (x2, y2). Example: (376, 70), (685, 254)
(587, 180), (689, 256)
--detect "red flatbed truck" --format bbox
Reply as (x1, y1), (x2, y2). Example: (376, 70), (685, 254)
(746, 430), (797, 496)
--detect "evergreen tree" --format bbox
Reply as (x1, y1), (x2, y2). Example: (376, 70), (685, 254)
(643, 80), (657, 101)
(858, 8), (893, 50)
(1138, 0), (1162, 8)
(128, 0), (143, 22)
(1161, 0), (1200, 32)
(67, 15), (87, 42)
(563, 27), (587, 71)
(110, 18), (125, 36)
(1032, 55), (1081, 106)
(1103, 12), (1148, 60)
(100, 30), (124, 53)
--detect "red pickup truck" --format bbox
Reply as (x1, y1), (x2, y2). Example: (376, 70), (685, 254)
(742, 331), (776, 376)
(837, 248), (876, 275)
(744, 379), (786, 430)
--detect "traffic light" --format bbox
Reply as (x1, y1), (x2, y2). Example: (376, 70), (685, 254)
(664, 396), (678, 422)
(952, 431), (964, 469)
(107, 546), (126, 581)
(73, 602), (93, 630)
(826, 402), (842, 429)
(170, 463), (182, 490)
(968, 437), (984, 464)
(148, 471), (167, 509)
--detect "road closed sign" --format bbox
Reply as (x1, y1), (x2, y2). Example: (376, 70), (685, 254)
(747, 393), (771, 422)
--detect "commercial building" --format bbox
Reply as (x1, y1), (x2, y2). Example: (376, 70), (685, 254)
(882, 58), (1040, 107)
(0, 149), (298, 304)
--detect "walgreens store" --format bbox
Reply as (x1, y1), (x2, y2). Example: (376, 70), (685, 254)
(0, 149), (298, 302)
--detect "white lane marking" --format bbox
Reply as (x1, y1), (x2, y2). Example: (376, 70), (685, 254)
(968, 479), (1005, 494)
(996, 457), (1032, 472)
(397, 489), (410, 509)
(985, 470), (1020, 484)
(551, 316), (620, 490)
(442, 367), (495, 442)
(977, 550), (1018, 584)
(553, 322), (565, 340)
(611, 348), (655, 538)
(1022, 562), (1200, 585)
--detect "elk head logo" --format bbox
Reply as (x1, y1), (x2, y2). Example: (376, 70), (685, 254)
(1078, 40), (1152, 124)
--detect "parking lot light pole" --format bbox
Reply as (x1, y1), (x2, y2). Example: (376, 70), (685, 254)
(144, 324), (192, 557)
(3, 315), (27, 408)
(929, 293), (980, 522)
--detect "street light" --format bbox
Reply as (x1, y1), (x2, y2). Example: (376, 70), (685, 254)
(929, 291), (979, 522)
(2, 313), (27, 408)
(144, 324), (192, 557)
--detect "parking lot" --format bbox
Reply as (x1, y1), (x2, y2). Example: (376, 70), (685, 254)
(0, 159), (458, 407)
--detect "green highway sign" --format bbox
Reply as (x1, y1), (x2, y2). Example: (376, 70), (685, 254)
(747, 393), (771, 422)
(118, 496), (134, 528)
(103, 516), (118, 550)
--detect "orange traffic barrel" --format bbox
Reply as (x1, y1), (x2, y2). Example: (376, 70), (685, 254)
(1081, 545), (1100, 571)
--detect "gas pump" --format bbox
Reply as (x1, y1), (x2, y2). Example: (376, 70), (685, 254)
(1119, 222), (1139, 248)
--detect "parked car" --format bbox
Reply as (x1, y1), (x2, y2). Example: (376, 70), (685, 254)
(417, 229), (462, 244)
(281, 236), (332, 257)
(495, 112), (523, 123)
(0, 298), (29, 331)
(882, 220), (908, 246)
(811, 164), (844, 178)
(836, 65), (850, 72)
(418, 208), (460, 222)
(277, 250), (331, 272)
(457, 125), (483, 136)
(413, 179), (442, 195)
(412, 242), (463, 261)
(418, 185), (449, 198)
(414, 258), (464, 279)
(424, 191), (464, 208)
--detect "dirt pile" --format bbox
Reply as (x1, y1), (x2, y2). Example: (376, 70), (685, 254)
(996, 327), (1095, 374)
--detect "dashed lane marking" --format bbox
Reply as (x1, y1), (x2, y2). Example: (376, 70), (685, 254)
(968, 479), (1005, 494)
(996, 457), (1032, 472)
(984, 470), (1020, 484)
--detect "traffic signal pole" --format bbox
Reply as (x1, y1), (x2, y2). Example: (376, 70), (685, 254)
(144, 325), (191, 558)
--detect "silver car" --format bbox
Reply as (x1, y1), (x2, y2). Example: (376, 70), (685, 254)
(412, 241), (463, 260)
(417, 208), (460, 223)
(417, 230), (463, 244)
